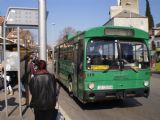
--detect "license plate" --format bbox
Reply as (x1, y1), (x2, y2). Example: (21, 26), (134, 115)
(97, 85), (113, 90)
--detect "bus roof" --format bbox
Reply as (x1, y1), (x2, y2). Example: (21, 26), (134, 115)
(60, 26), (149, 44)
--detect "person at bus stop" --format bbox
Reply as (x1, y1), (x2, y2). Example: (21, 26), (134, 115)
(28, 55), (38, 78)
(29, 60), (57, 120)
(23, 55), (39, 106)
(2, 68), (13, 95)
(20, 54), (38, 106)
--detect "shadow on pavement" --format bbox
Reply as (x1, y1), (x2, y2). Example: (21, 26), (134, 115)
(8, 105), (19, 117)
(57, 78), (142, 110)
(22, 106), (30, 116)
(152, 71), (160, 74)
(73, 98), (142, 110)
(0, 97), (18, 111)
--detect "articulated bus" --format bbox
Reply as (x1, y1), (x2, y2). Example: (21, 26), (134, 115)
(54, 26), (151, 103)
(155, 48), (160, 72)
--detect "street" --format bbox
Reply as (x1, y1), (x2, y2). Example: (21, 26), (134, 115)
(58, 73), (160, 120)
(0, 70), (159, 120)
(0, 1), (160, 120)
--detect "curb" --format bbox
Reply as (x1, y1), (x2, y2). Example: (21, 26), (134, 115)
(55, 104), (71, 120)
(59, 106), (72, 120)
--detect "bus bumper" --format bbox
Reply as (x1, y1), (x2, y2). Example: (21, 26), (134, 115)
(83, 88), (149, 102)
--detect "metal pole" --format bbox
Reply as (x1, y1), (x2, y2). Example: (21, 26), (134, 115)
(130, 11), (131, 27)
(126, 2), (132, 27)
(38, 0), (47, 61)
(51, 23), (55, 63)
(17, 26), (22, 119)
(3, 19), (8, 118)
(47, 49), (48, 62)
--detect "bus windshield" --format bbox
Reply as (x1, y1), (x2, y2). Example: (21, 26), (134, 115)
(86, 39), (150, 70)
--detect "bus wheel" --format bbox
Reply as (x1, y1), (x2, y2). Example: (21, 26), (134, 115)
(68, 81), (73, 97)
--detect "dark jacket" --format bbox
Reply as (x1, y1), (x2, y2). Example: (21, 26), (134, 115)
(29, 73), (57, 111)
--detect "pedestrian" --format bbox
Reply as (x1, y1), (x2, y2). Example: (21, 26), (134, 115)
(24, 54), (39, 106)
(28, 54), (37, 78)
(20, 54), (35, 106)
(29, 60), (57, 120)
(2, 68), (13, 95)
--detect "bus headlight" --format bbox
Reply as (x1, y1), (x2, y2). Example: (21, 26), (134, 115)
(144, 81), (149, 87)
(88, 83), (94, 90)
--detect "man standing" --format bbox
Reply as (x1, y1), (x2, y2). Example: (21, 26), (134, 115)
(29, 60), (57, 120)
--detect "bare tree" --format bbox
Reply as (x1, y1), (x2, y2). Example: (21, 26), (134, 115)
(57, 27), (76, 43)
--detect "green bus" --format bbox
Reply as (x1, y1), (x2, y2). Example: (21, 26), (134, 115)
(54, 26), (151, 103)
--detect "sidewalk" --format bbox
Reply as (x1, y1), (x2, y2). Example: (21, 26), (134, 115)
(0, 86), (34, 120)
(0, 60), (68, 120)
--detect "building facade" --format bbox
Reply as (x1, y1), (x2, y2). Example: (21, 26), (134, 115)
(110, 0), (139, 18)
(105, 0), (148, 32)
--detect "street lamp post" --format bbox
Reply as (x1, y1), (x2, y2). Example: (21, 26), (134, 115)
(52, 23), (55, 26)
(51, 22), (56, 62)
(52, 22), (56, 43)
(126, 2), (132, 27)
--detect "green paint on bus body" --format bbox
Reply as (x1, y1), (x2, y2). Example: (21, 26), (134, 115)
(54, 26), (151, 103)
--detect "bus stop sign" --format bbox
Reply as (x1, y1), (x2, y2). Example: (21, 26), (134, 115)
(6, 7), (38, 27)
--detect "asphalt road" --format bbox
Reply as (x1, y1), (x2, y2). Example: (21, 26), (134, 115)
(58, 73), (160, 120)
(1, 63), (158, 120)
